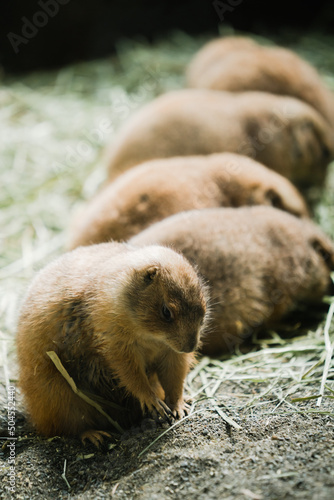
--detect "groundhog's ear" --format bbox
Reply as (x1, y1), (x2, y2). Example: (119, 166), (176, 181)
(311, 238), (334, 270)
(265, 188), (284, 210)
(143, 265), (160, 283)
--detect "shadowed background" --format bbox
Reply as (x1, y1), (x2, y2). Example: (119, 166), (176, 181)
(1, 0), (334, 73)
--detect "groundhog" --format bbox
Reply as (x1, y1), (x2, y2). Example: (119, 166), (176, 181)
(186, 36), (334, 129)
(68, 153), (309, 249)
(130, 206), (334, 356)
(16, 243), (207, 445)
(105, 89), (334, 188)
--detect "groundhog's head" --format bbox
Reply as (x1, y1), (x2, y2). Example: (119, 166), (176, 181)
(248, 182), (309, 218)
(222, 155), (310, 217)
(307, 229), (334, 299)
(124, 246), (208, 353)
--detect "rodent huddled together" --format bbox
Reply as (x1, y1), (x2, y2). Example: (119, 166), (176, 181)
(17, 244), (207, 445)
(17, 36), (334, 444)
(68, 153), (309, 249)
(104, 90), (334, 187)
(186, 36), (334, 129)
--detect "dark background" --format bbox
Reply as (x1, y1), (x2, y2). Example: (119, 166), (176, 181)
(1, 0), (334, 73)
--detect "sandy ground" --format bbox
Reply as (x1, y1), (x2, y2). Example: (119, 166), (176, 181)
(1, 376), (334, 499)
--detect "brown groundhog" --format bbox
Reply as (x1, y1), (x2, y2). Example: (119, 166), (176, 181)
(186, 36), (334, 129)
(105, 89), (334, 188)
(68, 153), (309, 249)
(130, 206), (334, 356)
(16, 243), (207, 445)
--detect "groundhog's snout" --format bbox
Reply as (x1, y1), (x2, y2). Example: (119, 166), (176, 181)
(181, 331), (200, 353)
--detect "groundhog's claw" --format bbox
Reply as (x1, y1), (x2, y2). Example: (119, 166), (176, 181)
(144, 396), (173, 423)
(170, 401), (191, 420)
(80, 429), (111, 447)
(158, 399), (174, 416)
(150, 408), (172, 425)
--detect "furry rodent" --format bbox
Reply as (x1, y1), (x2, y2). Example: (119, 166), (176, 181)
(68, 153), (308, 249)
(186, 36), (334, 129)
(16, 243), (207, 444)
(130, 206), (334, 356)
(105, 89), (334, 188)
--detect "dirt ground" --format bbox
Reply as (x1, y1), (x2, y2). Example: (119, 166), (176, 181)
(1, 377), (334, 500)
(1, 307), (334, 499)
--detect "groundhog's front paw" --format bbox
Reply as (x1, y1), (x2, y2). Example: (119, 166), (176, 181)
(141, 395), (173, 423)
(80, 429), (111, 447)
(169, 399), (191, 420)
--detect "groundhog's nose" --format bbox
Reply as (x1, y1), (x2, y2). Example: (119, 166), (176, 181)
(182, 334), (199, 353)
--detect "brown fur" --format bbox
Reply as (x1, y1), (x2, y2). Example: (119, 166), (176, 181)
(68, 153), (309, 249)
(130, 206), (334, 356)
(186, 36), (334, 128)
(105, 89), (334, 188)
(16, 243), (207, 442)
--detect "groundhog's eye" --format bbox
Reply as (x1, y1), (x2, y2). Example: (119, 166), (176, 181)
(266, 189), (283, 209)
(161, 304), (173, 322)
